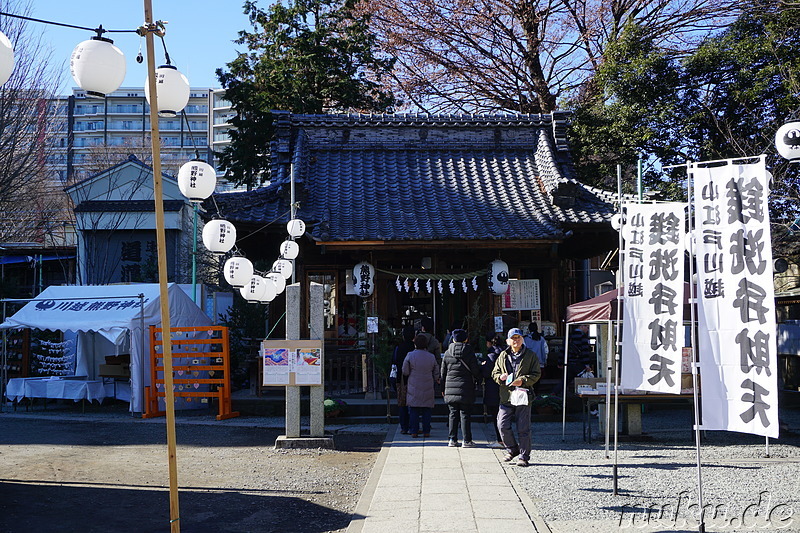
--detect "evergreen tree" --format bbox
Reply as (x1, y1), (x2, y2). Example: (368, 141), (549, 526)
(216, 0), (397, 188)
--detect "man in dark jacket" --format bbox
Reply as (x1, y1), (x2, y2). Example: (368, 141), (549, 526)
(492, 328), (541, 467)
(440, 329), (482, 448)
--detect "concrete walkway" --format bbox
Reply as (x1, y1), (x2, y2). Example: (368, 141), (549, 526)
(347, 422), (550, 533)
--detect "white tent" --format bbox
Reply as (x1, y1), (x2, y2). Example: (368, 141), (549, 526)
(1, 283), (213, 413)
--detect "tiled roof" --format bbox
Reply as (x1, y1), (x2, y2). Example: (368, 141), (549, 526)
(210, 112), (615, 242)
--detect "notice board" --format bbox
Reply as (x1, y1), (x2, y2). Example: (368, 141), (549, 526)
(502, 279), (541, 311)
(261, 340), (323, 386)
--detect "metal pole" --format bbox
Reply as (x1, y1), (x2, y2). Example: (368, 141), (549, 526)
(191, 203), (198, 303)
(605, 319), (613, 458)
(1, 301), (6, 413)
(142, 3), (180, 530)
(290, 162), (296, 286)
(687, 162), (706, 533)
(612, 164), (623, 495)
(637, 155), (643, 203)
(561, 325), (570, 441)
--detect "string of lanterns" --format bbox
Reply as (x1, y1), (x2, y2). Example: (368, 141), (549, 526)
(351, 259), (510, 297)
(0, 14), (308, 306)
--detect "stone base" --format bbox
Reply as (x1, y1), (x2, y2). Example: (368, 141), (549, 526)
(274, 435), (335, 449)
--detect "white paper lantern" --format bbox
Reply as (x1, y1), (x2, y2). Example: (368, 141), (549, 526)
(273, 258), (294, 279)
(775, 121), (800, 161)
(259, 277), (278, 303)
(287, 219), (306, 238)
(223, 256), (253, 288)
(610, 213), (622, 231)
(266, 272), (286, 295)
(178, 159), (216, 201)
(145, 65), (190, 117)
(0, 30), (15, 86)
(280, 240), (299, 260)
(487, 259), (510, 295)
(202, 219), (236, 254)
(352, 261), (375, 297)
(70, 37), (126, 98)
(240, 275), (268, 303)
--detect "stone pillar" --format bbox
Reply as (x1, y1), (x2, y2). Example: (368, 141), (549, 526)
(285, 283), (301, 438)
(309, 282), (325, 437)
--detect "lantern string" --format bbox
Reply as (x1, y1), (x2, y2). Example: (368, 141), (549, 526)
(0, 11), (138, 34)
(180, 109), (203, 160)
(158, 34), (172, 65)
(375, 267), (487, 280)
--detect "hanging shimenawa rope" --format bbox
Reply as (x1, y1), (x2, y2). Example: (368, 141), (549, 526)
(375, 267), (488, 280)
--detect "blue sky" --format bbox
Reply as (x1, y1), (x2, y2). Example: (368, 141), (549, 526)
(23, 1), (252, 92)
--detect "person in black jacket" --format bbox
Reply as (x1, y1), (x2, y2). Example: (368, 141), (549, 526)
(392, 325), (416, 434)
(440, 329), (482, 448)
(481, 334), (504, 448)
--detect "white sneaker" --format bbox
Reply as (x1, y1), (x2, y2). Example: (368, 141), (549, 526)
(489, 441), (504, 449)
(448, 439), (460, 447)
(462, 441), (477, 448)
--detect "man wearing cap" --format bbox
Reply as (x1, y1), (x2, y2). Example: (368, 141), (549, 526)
(491, 327), (542, 467)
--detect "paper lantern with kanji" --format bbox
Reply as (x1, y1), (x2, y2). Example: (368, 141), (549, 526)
(352, 261), (375, 297)
(266, 272), (286, 295)
(273, 258), (293, 279)
(258, 277), (278, 303)
(240, 275), (268, 303)
(223, 256), (253, 288)
(178, 159), (216, 201)
(70, 37), (126, 98)
(487, 259), (509, 295)
(144, 65), (190, 117)
(280, 240), (299, 260)
(287, 219), (306, 238)
(202, 219), (236, 254)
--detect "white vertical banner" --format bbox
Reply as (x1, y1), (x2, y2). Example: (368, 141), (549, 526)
(620, 202), (686, 393)
(693, 157), (778, 438)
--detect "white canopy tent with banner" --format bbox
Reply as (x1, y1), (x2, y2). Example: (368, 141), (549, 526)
(1, 283), (213, 413)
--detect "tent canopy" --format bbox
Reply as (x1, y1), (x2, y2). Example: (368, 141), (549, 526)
(566, 283), (695, 323)
(2, 283), (213, 413)
(1, 283), (208, 333)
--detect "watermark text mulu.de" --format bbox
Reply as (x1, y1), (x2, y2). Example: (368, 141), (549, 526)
(619, 490), (795, 530)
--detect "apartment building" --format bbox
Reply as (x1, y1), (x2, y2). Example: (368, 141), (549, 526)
(47, 87), (215, 184)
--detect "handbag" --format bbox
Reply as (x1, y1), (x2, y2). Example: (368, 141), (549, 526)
(510, 387), (529, 406)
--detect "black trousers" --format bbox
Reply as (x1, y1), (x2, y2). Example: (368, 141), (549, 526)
(447, 402), (473, 442)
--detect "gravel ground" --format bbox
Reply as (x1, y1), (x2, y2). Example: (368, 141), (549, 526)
(0, 405), (387, 533)
(515, 398), (800, 532)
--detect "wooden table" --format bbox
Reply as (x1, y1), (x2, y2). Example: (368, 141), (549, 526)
(579, 392), (696, 442)
(5, 377), (107, 411)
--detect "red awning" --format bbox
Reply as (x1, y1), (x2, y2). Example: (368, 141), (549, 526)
(566, 283), (695, 323)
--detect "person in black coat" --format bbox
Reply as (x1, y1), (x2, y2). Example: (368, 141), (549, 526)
(481, 334), (504, 447)
(392, 325), (416, 434)
(440, 329), (482, 447)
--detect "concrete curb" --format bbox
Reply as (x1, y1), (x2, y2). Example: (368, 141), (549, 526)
(345, 425), (394, 533)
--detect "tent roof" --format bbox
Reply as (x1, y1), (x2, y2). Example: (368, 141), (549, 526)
(566, 283), (695, 323)
(1, 283), (211, 333)
(566, 289), (620, 323)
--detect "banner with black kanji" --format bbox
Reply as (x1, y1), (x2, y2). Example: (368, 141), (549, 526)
(692, 157), (778, 438)
(620, 202), (686, 394)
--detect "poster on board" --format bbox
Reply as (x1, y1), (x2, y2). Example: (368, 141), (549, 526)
(261, 340), (323, 386)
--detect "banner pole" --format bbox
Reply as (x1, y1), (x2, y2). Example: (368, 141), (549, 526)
(605, 319), (613, 458)
(561, 328), (570, 441)
(612, 164), (623, 495)
(687, 161), (706, 533)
